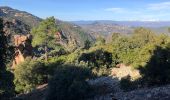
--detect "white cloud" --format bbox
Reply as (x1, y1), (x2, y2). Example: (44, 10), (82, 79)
(104, 7), (125, 13)
(148, 2), (170, 10)
(104, 3), (170, 21)
(105, 7), (141, 14)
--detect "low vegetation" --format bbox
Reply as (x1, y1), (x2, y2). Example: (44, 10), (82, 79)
(46, 65), (95, 100)
(2, 16), (170, 99)
(14, 58), (47, 93)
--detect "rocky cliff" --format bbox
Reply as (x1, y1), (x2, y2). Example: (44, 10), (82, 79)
(12, 34), (33, 69)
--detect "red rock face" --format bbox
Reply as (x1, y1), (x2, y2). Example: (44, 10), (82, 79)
(12, 34), (33, 69)
(55, 32), (61, 40)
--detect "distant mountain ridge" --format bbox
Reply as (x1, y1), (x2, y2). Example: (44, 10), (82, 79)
(72, 20), (170, 28)
(71, 20), (170, 37)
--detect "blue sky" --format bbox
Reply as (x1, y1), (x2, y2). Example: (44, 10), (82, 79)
(1, 0), (170, 21)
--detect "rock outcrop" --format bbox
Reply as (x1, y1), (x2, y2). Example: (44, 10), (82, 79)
(111, 63), (141, 80)
(12, 34), (33, 69)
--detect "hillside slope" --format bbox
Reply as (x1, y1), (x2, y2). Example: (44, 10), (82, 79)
(0, 6), (41, 27)
(0, 6), (94, 47)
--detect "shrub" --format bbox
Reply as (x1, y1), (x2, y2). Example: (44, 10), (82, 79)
(120, 76), (138, 91)
(78, 49), (112, 69)
(66, 51), (79, 63)
(48, 55), (66, 64)
(92, 67), (110, 76)
(138, 46), (170, 86)
(14, 58), (48, 93)
(0, 70), (15, 99)
(78, 49), (112, 76)
(46, 65), (95, 100)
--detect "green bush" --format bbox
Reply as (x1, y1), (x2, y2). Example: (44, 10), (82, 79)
(138, 46), (170, 86)
(14, 58), (48, 93)
(78, 49), (112, 69)
(0, 70), (15, 99)
(92, 67), (110, 76)
(120, 76), (140, 91)
(46, 65), (95, 100)
(48, 55), (66, 64)
(66, 49), (80, 63)
(78, 49), (112, 76)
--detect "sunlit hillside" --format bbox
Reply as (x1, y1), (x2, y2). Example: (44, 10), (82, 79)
(1, 1), (170, 100)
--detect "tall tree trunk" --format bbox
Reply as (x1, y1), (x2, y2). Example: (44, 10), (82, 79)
(45, 45), (48, 61)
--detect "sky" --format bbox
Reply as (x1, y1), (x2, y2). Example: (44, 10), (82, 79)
(1, 0), (170, 21)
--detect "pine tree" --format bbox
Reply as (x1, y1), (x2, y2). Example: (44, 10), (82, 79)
(84, 39), (91, 50)
(31, 17), (58, 61)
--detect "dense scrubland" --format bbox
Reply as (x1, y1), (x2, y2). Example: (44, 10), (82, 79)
(1, 14), (170, 100)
